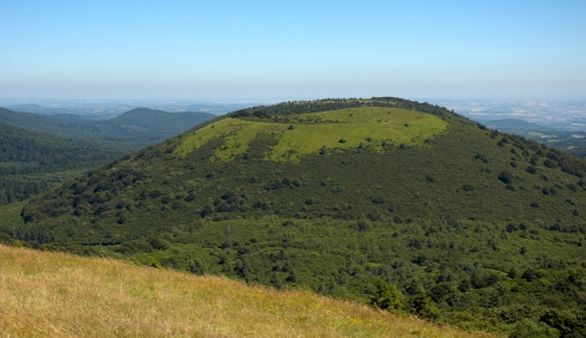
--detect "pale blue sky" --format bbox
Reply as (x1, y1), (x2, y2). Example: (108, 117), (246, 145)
(1, 0), (585, 101)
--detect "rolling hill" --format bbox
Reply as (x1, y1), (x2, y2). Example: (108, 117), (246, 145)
(0, 244), (492, 337)
(2, 98), (584, 336)
(0, 122), (120, 204)
(0, 106), (215, 151)
(0, 106), (92, 138)
(105, 108), (216, 146)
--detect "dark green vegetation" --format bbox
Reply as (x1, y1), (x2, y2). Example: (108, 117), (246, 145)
(0, 107), (215, 151)
(0, 122), (120, 204)
(2, 98), (585, 336)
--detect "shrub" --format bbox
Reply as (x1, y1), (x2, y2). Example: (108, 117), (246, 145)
(544, 159), (558, 169)
(407, 289), (439, 319)
(355, 221), (370, 232)
(510, 319), (559, 338)
(539, 309), (585, 337)
(498, 170), (514, 184)
(521, 268), (541, 282)
(149, 237), (171, 250)
(370, 196), (385, 204)
(429, 284), (454, 303)
(474, 153), (488, 163)
(369, 281), (404, 312)
(472, 271), (500, 289)
(286, 270), (298, 283)
(188, 259), (205, 275)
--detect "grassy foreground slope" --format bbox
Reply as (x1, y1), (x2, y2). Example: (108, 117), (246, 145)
(0, 245), (492, 338)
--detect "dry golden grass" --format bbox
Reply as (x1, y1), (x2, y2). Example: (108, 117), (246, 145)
(0, 245), (495, 338)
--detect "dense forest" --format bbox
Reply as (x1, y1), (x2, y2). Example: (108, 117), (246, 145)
(0, 122), (120, 204)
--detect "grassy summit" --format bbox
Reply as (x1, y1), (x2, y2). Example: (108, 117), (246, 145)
(3, 98), (585, 336)
(176, 107), (447, 162)
(0, 244), (492, 338)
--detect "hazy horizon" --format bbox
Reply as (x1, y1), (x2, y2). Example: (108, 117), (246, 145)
(2, 0), (585, 100)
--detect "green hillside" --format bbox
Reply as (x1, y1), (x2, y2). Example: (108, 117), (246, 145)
(101, 108), (216, 149)
(0, 122), (120, 204)
(3, 98), (585, 336)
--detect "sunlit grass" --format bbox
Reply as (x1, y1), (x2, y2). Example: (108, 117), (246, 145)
(175, 107), (447, 162)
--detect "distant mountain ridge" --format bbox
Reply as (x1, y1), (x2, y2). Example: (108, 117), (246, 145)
(109, 107), (215, 133)
(5, 103), (89, 116)
(0, 106), (215, 151)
